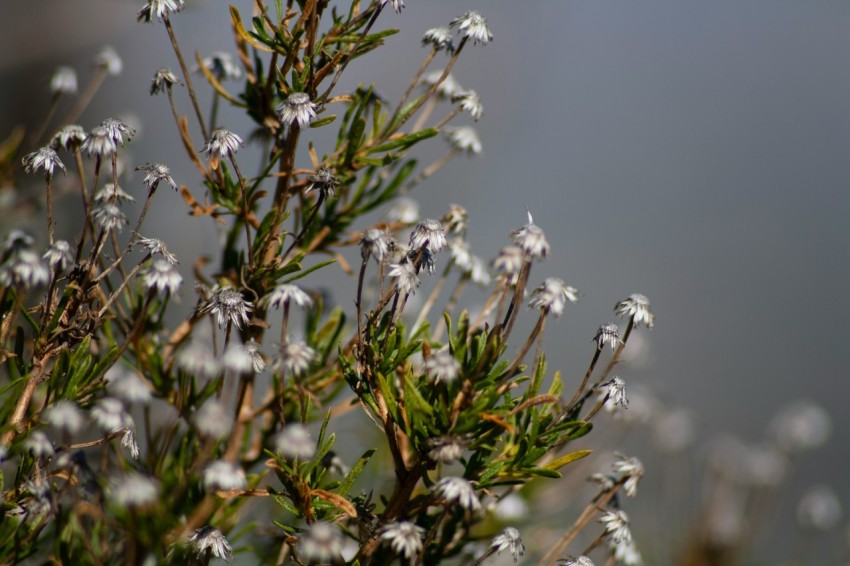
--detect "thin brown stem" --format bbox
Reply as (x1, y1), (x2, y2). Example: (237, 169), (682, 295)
(164, 17), (209, 140)
(384, 48), (438, 135)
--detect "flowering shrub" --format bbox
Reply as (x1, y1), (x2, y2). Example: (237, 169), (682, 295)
(0, 2), (841, 566)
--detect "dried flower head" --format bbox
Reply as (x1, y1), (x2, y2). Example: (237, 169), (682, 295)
(796, 485), (842, 530)
(189, 526), (233, 561)
(452, 90), (483, 121)
(197, 51), (242, 80)
(95, 46), (123, 76)
(265, 283), (313, 310)
(449, 239), (473, 271)
(204, 460), (247, 492)
(136, 162), (177, 191)
(557, 557), (595, 566)
(51, 125), (87, 151)
(135, 236), (178, 264)
(381, 522), (424, 559)
(273, 340), (315, 376)
(423, 350), (460, 385)
(22, 147), (66, 177)
(528, 278), (578, 318)
(24, 430), (54, 459)
(610, 537), (643, 566)
(433, 477), (481, 513)
(137, 0), (184, 23)
(594, 323), (623, 351)
(445, 126), (482, 155)
(178, 340), (221, 380)
(441, 204), (468, 235)
(0, 249), (50, 288)
(450, 11), (493, 45)
(510, 210), (549, 259)
(198, 287), (252, 329)
(92, 203), (128, 233)
(492, 246), (525, 276)
(388, 197), (420, 224)
(121, 428), (140, 459)
(274, 423), (316, 460)
(110, 473), (159, 508)
(94, 183), (135, 203)
(305, 167), (338, 199)
(360, 229), (391, 263)
(422, 70), (463, 99)
(612, 453), (644, 497)
(100, 117), (135, 146)
(276, 92), (318, 129)
(43, 241), (73, 272)
(381, 0), (404, 14)
(143, 259), (182, 296)
(50, 66), (78, 95)
(150, 67), (182, 94)
(81, 126), (117, 157)
(388, 261), (420, 296)
(3, 230), (34, 252)
(192, 399), (232, 439)
(422, 27), (454, 52)
(107, 366), (153, 405)
(599, 376), (629, 411)
(599, 509), (632, 544)
(244, 338), (266, 373)
(409, 218), (447, 254)
(615, 293), (655, 329)
(297, 522), (342, 565)
(490, 527), (525, 563)
(201, 129), (244, 161)
(770, 400), (831, 453)
(91, 397), (133, 433)
(44, 400), (85, 434)
(426, 436), (465, 464)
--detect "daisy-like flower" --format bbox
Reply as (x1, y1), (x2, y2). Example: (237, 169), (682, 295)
(305, 167), (337, 199)
(412, 247), (436, 276)
(150, 67), (181, 95)
(610, 538), (643, 566)
(91, 397), (133, 433)
(110, 473), (159, 508)
(589, 473), (617, 497)
(143, 259), (182, 296)
(0, 249), (50, 288)
(43, 241), (73, 272)
(274, 423), (316, 460)
(265, 283), (313, 310)
(594, 323), (623, 351)
(94, 183), (135, 204)
(796, 485), (842, 531)
(423, 350), (460, 385)
(426, 436), (465, 464)
(360, 229), (391, 263)
(135, 236), (178, 264)
(189, 526), (233, 561)
(599, 376), (628, 410)
(44, 400), (85, 434)
(614, 293), (655, 329)
(51, 124), (87, 151)
(22, 147), (66, 177)
(221, 342), (254, 375)
(433, 477), (481, 513)
(452, 90), (483, 121)
(492, 246), (524, 277)
(422, 27), (454, 52)
(92, 203), (128, 233)
(245, 338), (266, 373)
(409, 218), (447, 254)
(612, 453), (644, 497)
(201, 129), (243, 166)
(136, 162), (177, 191)
(389, 261), (420, 295)
(449, 239), (473, 271)
(450, 11), (493, 45)
(24, 430), (54, 459)
(101, 117), (135, 146)
(95, 46), (123, 76)
(469, 256), (491, 286)
(297, 522), (342, 565)
(178, 340), (221, 380)
(528, 278), (578, 318)
(599, 509), (632, 544)
(50, 66), (78, 96)
(445, 126), (482, 155)
(192, 399), (232, 439)
(770, 400), (831, 454)
(273, 340), (315, 376)
(490, 527), (525, 563)
(203, 460), (247, 492)
(198, 287), (252, 329)
(441, 204), (468, 235)
(381, 0), (404, 14)
(558, 556), (596, 566)
(3, 230), (34, 252)
(106, 366), (153, 405)
(381, 522), (424, 559)
(422, 70), (463, 99)
(275, 92), (318, 129)
(388, 197), (420, 224)
(197, 52), (242, 81)
(510, 210), (549, 260)
(81, 126), (117, 157)
(137, 0), (184, 23)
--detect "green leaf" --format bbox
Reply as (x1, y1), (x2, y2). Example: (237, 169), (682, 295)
(543, 449), (592, 471)
(339, 449), (375, 495)
(310, 115), (337, 128)
(367, 128), (438, 154)
(282, 258), (336, 283)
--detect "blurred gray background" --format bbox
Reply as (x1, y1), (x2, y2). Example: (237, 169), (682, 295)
(2, 0), (848, 562)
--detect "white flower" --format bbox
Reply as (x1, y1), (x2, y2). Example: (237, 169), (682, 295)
(492, 246), (525, 276)
(100, 117), (135, 146)
(150, 68), (181, 94)
(178, 340), (221, 380)
(265, 284), (313, 310)
(389, 261), (420, 296)
(510, 210), (549, 259)
(121, 428), (140, 459)
(81, 126), (117, 157)
(50, 66), (78, 95)
(599, 509), (632, 544)
(610, 538), (643, 566)
(137, 0), (184, 23)
(193, 400), (232, 439)
(494, 493), (529, 522)
(24, 430), (54, 458)
(197, 52), (242, 80)
(452, 90), (483, 121)
(44, 401), (85, 434)
(276, 92), (318, 129)
(445, 126), (482, 155)
(0, 250), (50, 288)
(94, 183), (134, 203)
(433, 477), (481, 513)
(388, 197), (420, 224)
(273, 340), (315, 376)
(91, 397), (133, 433)
(297, 522), (342, 564)
(107, 367), (153, 405)
(450, 11), (493, 45)
(92, 203), (128, 233)
(204, 460), (247, 492)
(490, 527), (525, 562)
(135, 236), (178, 264)
(244, 338), (266, 373)
(136, 162), (177, 191)
(528, 278), (578, 318)
(426, 436), (465, 464)
(441, 204), (468, 235)
(422, 70), (463, 99)
(360, 229), (391, 263)
(557, 557), (595, 566)
(423, 350), (460, 385)
(95, 46), (123, 76)
(594, 323), (623, 351)
(422, 27), (453, 52)
(51, 125), (87, 150)
(221, 342), (255, 375)
(198, 287), (252, 329)
(189, 526), (233, 561)
(274, 423), (315, 460)
(110, 473), (159, 508)
(381, 522), (424, 559)
(306, 167), (338, 198)
(599, 377), (628, 411)
(22, 147), (66, 177)
(143, 259), (182, 296)
(797, 485), (842, 531)
(409, 219), (447, 254)
(43, 241), (73, 272)
(201, 129), (244, 160)
(612, 453), (644, 497)
(614, 293), (655, 329)
(770, 400), (831, 453)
